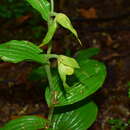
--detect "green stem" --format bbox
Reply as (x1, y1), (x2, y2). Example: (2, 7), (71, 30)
(48, 106), (54, 123)
(51, 0), (54, 13)
(44, 0), (55, 125)
(47, 43), (52, 54)
(45, 64), (53, 91)
(45, 43), (55, 124)
(44, 0), (55, 95)
(44, 63), (54, 125)
(47, 54), (58, 59)
(45, 64), (54, 124)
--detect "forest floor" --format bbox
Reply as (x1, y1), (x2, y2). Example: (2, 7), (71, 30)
(0, 0), (130, 129)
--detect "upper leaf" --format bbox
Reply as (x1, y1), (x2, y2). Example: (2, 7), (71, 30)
(55, 13), (81, 45)
(26, 0), (51, 21)
(40, 20), (57, 47)
(51, 101), (98, 130)
(2, 116), (47, 130)
(0, 40), (46, 64)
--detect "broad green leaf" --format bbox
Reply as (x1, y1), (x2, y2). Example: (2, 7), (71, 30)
(2, 116), (47, 130)
(40, 20), (57, 47)
(51, 101), (98, 130)
(45, 59), (106, 107)
(26, 0), (51, 21)
(75, 48), (100, 61)
(75, 59), (106, 86)
(0, 40), (46, 64)
(55, 13), (81, 45)
(58, 55), (79, 88)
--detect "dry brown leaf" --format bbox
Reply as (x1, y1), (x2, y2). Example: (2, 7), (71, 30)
(79, 8), (97, 19)
(15, 14), (32, 24)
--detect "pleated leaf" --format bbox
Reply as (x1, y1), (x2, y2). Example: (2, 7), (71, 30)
(75, 59), (106, 87)
(51, 101), (98, 130)
(26, 0), (51, 21)
(45, 59), (106, 107)
(2, 116), (47, 130)
(0, 40), (46, 64)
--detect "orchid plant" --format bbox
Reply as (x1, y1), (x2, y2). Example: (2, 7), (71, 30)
(0, 0), (106, 130)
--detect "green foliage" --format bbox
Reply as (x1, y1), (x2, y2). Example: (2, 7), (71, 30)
(52, 101), (98, 130)
(29, 66), (47, 81)
(0, 0), (32, 19)
(55, 13), (81, 45)
(2, 116), (47, 130)
(127, 81), (130, 87)
(0, 0), (107, 130)
(75, 59), (106, 91)
(75, 48), (100, 60)
(58, 55), (80, 68)
(127, 81), (130, 98)
(26, 0), (51, 21)
(108, 118), (130, 130)
(0, 40), (46, 64)
(32, 26), (46, 39)
(41, 20), (57, 46)
(45, 59), (106, 107)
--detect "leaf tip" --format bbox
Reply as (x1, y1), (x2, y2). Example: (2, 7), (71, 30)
(78, 38), (82, 46)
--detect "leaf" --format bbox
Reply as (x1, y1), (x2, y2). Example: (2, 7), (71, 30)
(26, 0), (51, 21)
(40, 20), (57, 46)
(2, 116), (47, 130)
(45, 59), (106, 107)
(51, 101), (98, 130)
(75, 48), (100, 61)
(55, 13), (81, 45)
(75, 59), (106, 86)
(0, 40), (46, 64)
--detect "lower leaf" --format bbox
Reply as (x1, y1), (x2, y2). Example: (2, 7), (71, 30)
(2, 116), (48, 130)
(51, 101), (98, 130)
